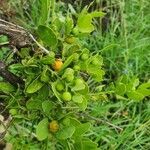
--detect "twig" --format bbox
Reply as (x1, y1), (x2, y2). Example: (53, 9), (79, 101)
(0, 19), (50, 54)
(0, 19), (31, 48)
(0, 61), (24, 87)
(29, 34), (49, 54)
(79, 112), (123, 131)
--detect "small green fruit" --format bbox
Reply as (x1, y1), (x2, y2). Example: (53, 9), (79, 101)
(62, 92), (72, 101)
(73, 53), (79, 61)
(66, 74), (74, 82)
(62, 118), (70, 126)
(73, 65), (80, 71)
(92, 58), (99, 65)
(9, 109), (17, 115)
(81, 53), (89, 60)
(65, 68), (74, 75)
(56, 83), (64, 92)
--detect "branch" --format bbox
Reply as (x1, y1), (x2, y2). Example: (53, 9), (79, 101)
(0, 19), (50, 54)
(78, 112), (123, 131)
(0, 19), (32, 48)
(0, 61), (24, 87)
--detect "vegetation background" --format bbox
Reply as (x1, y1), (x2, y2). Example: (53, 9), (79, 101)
(0, 0), (150, 149)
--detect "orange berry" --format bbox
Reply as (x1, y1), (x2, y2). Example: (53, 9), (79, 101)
(52, 59), (63, 71)
(49, 120), (59, 133)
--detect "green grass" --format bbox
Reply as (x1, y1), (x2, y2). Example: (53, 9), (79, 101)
(86, 0), (150, 149)
(63, 0), (150, 149)
(87, 0), (150, 81)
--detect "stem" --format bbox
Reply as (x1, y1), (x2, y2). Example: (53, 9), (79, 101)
(29, 34), (49, 54)
(0, 61), (24, 87)
(79, 112), (123, 131)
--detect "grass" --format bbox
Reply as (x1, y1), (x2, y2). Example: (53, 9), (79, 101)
(86, 0), (150, 149)
(87, 0), (150, 80)
(1, 0), (150, 149)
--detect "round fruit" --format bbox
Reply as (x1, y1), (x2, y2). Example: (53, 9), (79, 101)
(73, 65), (80, 71)
(9, 109), (17, 115)
(62, 118), (70, 126)
(49, 120), (59, 133)
(92, 58), (99, 65)
(81, 53), (89, 60)
(52, 59), (63, 71)
(65, 36), (75, 44)
(65, 68), (74, 75)
(56, 82), (64, 91)
(62, 92), (72, 101)
(73, 53), (79, 61)
(66, 74), (74, 82)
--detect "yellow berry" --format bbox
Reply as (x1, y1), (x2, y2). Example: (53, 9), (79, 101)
(52, 59), (63, 71)
(49, 120), (59, 133)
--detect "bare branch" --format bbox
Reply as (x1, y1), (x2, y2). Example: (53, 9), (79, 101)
(0, 61), (24, 87)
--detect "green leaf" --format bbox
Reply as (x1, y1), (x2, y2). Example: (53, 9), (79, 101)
(0, 82), (15, 93)
(78, 97), (88, 111)
(26, 98), (42, 110)
(72, 94), (84, 103)
(40, 66), (50, 83)
(40, 53), (55, 65)
(137, 82), (150, 96)
(51, 82), (62, 102)
(9, 63), (24, 70)
(26, 76), (44, 93)
(63, 44), (80, 57)
(74, 141), (83, 150)
(39, 0), (50, 25)
(78, 82), (89, 95)
(59, 54), (75, 73)
(73, 123), (91, 137)
(116, 95), (128, 100)
(42, 100), (53, 116)
(77, 10), (105, 33)
(36, 118), (49, 141)
(127, 91), (144, 101)
(36, 85), (50, 100)
(127, 77), (139, 91)
(91, 11), (105, 18)
(56, 126), (75, 140)
(115, 83), (126, 96)
(72, 79), (86, 91)
(88, 68), (105, 82)
(82, 138), (98, 150)
(69, 118), (81, 127)
(53, 18), (64, 31)
(37, 25), (57, 48)
(65, 17), (74, 35)
(77, 14), (94, 33)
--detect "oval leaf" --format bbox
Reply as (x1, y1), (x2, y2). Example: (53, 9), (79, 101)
(56, 126), (75, 140)
(36, 118), (49, 141)
(0, 82), (15, 93)
(42, 100), (53, 116)
(26, 77), (44, 93)
(37, 25), (57, 48)
(73, 122), (91, 137)
(77, 14), (94, 33)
